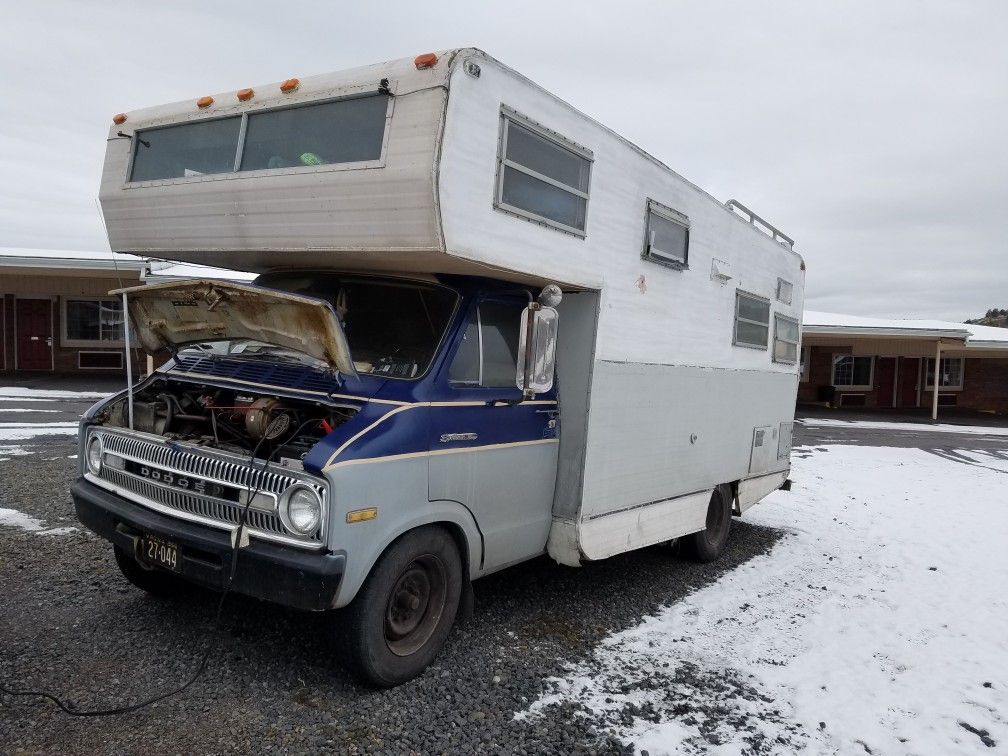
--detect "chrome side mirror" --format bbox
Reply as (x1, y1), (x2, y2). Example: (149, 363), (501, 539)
(516, 286), (562, 397)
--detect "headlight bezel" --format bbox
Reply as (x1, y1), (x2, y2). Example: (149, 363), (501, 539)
(281, 484), (323, 536)
(86, 433), (103, 475)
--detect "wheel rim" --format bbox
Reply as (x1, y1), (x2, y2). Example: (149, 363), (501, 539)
(384, 554), (447, 657)
(705, 490), (726, 538)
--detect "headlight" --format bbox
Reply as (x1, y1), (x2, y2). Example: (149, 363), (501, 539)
(86, 434), (103, 475)
(283, 486), (322, 535)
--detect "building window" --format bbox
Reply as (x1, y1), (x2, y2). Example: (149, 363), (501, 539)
(495, 108), (592, 236)
(641, 200), (689, 269)
(925, 357), (964, 390)
(773, 314), (800, 364)
(776, 278), (793, 305)
(449, 301), (524, 388)
(129, 93), (390, 182)
(733, 290), (770, 349)
(799, 346), (810, 382)
(63, 298), (125, 345)
(832, 355), (873, 389)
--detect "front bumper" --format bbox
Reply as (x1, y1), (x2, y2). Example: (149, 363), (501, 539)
(73, 478), (345, 612)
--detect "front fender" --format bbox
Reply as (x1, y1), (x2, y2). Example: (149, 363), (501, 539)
(325, 454), (483, 608)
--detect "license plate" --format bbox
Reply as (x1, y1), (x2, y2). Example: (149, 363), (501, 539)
(139, 533), (179, 572)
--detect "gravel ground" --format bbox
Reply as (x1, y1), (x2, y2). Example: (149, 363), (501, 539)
(0, 396), (783, 755)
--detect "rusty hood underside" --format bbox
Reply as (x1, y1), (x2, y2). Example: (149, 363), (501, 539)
(112, 279), (357, 377)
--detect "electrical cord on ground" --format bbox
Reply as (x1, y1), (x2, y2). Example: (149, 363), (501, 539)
(0, 418), (323, 717)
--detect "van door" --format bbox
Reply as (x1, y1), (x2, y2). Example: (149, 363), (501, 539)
(428, 297), (559, 572)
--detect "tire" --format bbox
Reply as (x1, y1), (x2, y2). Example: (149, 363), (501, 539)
(340, 526), (462, 688)
(681, 485), (732, 563)
(113, 545), (194, 598)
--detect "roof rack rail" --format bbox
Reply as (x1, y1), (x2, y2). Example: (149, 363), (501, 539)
(725, 199), (794, 249)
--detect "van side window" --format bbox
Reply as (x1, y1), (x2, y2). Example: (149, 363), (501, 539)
(448, 302), (524, 388)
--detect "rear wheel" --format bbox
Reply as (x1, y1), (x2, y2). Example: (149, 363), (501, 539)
(113, 545), (194, 598)
(681, 485), (732, 562)
(340, 526), (462, 688)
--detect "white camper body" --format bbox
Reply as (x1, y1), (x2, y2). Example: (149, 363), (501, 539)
(98, 49), (804, 569)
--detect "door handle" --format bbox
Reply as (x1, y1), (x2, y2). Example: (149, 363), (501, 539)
(29, 336), (39, 341)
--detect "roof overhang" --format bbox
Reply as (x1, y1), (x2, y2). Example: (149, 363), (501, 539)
(802, 325), (971, 341)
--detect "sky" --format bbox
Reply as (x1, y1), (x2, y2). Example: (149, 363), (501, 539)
(1, 1), (1005, 320)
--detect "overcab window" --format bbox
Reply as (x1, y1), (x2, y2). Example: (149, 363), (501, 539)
(129, 93), (390, 182)
(495, 109), (592, 236)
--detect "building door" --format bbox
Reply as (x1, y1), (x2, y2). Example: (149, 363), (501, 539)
(16, 298), (53, 370)
(874, 357), (896, 408)
(897, 357), (921, 408)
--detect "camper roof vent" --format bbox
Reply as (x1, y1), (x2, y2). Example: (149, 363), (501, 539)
(725, 199), (794, 250)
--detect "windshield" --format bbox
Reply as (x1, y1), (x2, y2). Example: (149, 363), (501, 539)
(253, 274), (458, 379)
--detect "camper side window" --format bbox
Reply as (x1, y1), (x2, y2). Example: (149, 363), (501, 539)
(773, 314), (800, 364)
(495, 109), (592, 237)
(449, 302), (524, 389)
(642, 200), (689, 269)
(733, 290), (770, 349)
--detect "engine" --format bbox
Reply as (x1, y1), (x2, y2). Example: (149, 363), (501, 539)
(95, 378), (355, 462)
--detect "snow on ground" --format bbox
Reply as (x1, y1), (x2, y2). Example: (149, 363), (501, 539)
(0, 507), (77, 536)
(797, 417), (1008, 437)
(0, 387), (111, 400)
(523, 443), (1008, 754)
(0, 422), (78, 441)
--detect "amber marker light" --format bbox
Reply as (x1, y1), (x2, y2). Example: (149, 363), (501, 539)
(280, 78), (299, 93)
(414, 52), (438, 69)
(346, 508), (378, 524)
(112, 113), (127, 125)
(237, 88), (254, 101)
(196, 95), (214, 108)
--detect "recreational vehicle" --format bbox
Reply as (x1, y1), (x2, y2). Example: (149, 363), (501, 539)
(76, 49), (804, 686)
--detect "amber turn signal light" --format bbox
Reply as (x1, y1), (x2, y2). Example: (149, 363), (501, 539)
(236, 88), (254, 101)
(112, 113), (127, 125)
(414, 52), (438, 69)
(196, 95), (214, 108)
(280, 78), (299, 93)
(346, 508), (378, 524)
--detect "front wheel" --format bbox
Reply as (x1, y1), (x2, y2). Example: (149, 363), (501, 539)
(681, 485), (732, 563)
(339, 526), (462, 687)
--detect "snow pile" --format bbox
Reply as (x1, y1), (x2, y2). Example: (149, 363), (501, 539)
(0, 507), (76, 536)
(0, 422), (78, 441)
(0, 387), (111, 400)
(523, 444), (1008, 754)
(798, 417), (1008, 437)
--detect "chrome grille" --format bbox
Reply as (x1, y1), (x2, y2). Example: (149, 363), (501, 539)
(90, 428), (326, 548)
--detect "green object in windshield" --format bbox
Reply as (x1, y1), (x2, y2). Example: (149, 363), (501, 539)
(300, 152), (322, 166)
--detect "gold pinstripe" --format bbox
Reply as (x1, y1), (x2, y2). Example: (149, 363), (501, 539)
(322, 438), (559, 473)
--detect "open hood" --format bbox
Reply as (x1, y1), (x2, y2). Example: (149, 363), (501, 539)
(112, 279), (357, 377)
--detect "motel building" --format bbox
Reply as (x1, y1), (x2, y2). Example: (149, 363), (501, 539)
(800, 311), (1008, 419)
(3, 249), (1007, 421)
(0, 249), (250, 378)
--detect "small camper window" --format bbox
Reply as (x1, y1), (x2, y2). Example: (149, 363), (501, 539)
(642, 200), (689, 268)
(776, 278), (793, 305)
(496, 109), (592, 236)
(733, 291), (770, 349)
(773, 314), (800, 364)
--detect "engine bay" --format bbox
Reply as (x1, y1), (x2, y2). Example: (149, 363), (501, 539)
(92, 378), (356, 463)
